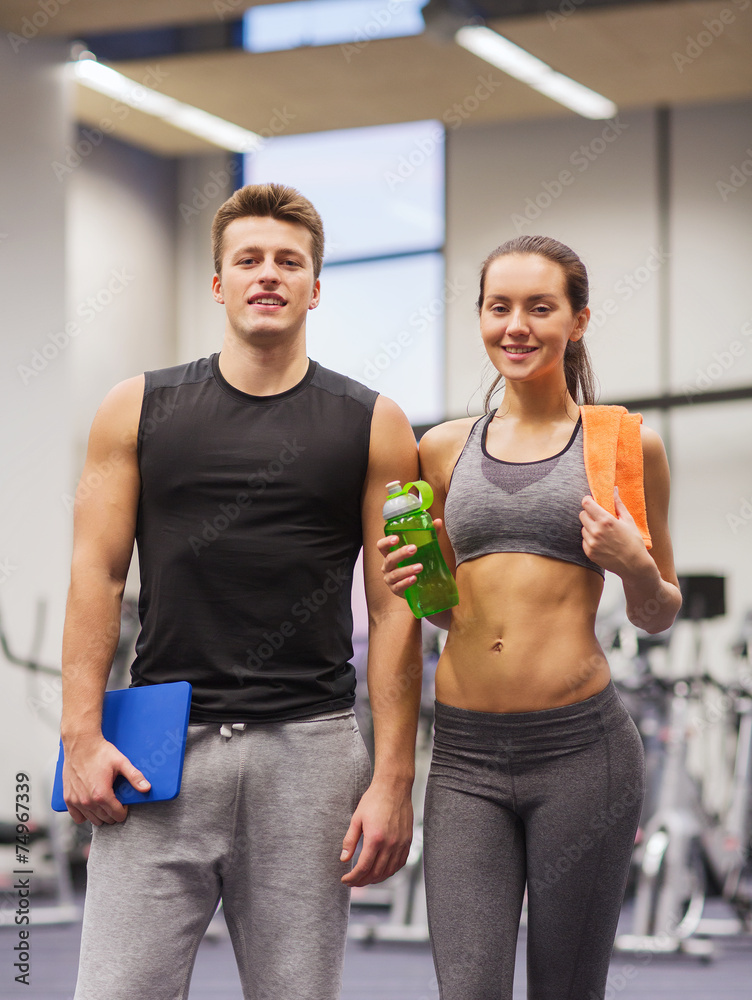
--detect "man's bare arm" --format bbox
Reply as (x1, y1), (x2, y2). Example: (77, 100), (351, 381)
(61, 375), (150, 826)
(341, 395), (422, 887)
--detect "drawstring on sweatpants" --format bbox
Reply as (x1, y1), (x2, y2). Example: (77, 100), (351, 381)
(220, 722), (247, 739)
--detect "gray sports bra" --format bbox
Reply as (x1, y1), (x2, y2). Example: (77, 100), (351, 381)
(443, 412), (604, 577)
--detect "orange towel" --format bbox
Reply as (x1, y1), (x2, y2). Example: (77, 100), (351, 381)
(579, 405), (652, 550)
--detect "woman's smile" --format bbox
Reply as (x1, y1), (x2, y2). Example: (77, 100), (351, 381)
(501, 344), (539, 356)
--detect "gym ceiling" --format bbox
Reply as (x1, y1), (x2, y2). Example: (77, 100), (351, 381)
(2, 0), (750, 155)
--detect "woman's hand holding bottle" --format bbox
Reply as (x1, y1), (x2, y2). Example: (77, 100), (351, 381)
(376, 518), (445, 599)
(379, 480), (458, 620)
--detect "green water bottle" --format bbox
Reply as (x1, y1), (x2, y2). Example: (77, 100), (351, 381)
(383, 480), (459, 619)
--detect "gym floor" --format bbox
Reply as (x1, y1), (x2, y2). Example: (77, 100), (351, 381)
(5, 899), (750, 998)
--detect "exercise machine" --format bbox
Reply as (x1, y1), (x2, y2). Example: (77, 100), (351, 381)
(616, 576), (752, 958)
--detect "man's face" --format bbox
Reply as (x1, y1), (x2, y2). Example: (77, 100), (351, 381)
(212, 215), (320, 341)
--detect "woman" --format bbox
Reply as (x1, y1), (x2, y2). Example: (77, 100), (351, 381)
(377, 236), (682, 1000)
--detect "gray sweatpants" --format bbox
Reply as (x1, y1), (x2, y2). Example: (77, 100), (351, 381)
(424, 682), (645, 1000)
(74, 709), (372, 1000)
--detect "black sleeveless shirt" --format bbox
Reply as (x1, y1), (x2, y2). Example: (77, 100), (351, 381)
(131, 354), (378, 723)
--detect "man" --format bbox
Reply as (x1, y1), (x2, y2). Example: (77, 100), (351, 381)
(61, 183), (422, 999)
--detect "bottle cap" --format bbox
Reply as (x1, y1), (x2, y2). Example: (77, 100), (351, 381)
(382, 480), (434, 520)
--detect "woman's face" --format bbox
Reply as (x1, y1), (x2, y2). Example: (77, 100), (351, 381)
(479, 253), (589, 386)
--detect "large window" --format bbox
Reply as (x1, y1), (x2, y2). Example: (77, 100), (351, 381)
(243, 0), (427, 53)
(244, 119), (446, 425)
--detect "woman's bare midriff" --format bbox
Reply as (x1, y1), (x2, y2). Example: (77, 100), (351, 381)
(436, 552), (610, 713)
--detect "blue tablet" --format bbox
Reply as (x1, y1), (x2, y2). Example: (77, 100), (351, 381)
(51, 681), (192, 812)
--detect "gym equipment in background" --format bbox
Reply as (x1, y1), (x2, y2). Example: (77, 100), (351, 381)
(617, 576), (752, 958)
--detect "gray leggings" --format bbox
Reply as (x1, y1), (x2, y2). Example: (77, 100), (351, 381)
(74, 709), (371, 1000)
(423, 681), (644, 1000)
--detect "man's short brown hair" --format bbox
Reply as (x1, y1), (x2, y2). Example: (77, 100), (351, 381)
(211, 183), (325, 280)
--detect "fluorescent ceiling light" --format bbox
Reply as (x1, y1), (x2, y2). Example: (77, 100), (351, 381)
(455, 24), (617, 120)
(71, 57), (264, 153)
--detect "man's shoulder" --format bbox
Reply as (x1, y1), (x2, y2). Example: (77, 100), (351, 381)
(144, 355), (214, 393)
(309, 360), (378, 411)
